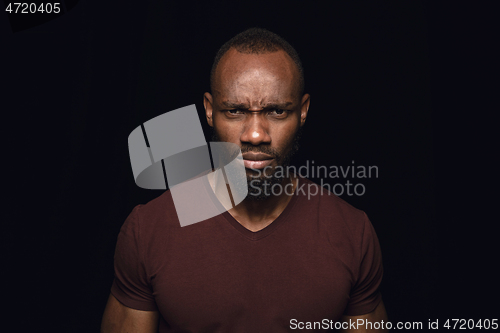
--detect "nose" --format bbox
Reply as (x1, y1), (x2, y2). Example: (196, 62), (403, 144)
(240, 113), (271, 146)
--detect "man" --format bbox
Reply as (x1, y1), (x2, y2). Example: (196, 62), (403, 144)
(102, 28), (388, 332)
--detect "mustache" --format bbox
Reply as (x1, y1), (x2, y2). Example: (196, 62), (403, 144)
(210, 127), (295, 161)
(240, 145), (281, 159)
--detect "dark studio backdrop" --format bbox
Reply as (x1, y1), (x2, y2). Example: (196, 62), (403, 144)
(2, 0), (497, 332)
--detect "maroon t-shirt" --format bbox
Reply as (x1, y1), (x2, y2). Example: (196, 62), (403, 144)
(111, 176), (383, 332)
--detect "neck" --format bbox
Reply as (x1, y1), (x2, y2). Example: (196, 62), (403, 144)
(221, 174), (298, 232)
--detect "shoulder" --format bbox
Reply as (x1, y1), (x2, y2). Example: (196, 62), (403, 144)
(296, 177), (370, 243)
(127, 190), (180, 236)
(298, 177), (368, 223)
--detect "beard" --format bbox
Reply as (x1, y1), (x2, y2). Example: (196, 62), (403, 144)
(210, 126), (303, 200)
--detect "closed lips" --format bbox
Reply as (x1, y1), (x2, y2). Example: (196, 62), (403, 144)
(242, 153), (274, 169)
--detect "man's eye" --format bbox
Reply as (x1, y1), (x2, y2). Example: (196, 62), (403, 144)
(227, 109), (243, 115)
(270, 109), (286, 116)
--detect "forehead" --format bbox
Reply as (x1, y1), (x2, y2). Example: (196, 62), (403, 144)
(213, 48), (300, 102)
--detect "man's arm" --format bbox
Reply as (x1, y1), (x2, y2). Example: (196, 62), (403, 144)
(101, 293), (159, 333)
(340, 299), (388, 333)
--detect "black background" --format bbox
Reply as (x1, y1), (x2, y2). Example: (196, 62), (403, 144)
(2, 0), (498, 332)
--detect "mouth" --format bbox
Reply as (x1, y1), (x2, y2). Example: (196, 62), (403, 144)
(243, 159), (274, 169)
(242, 152), (274, 170)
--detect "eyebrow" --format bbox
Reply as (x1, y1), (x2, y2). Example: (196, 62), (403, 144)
(221, 101), (294, 109)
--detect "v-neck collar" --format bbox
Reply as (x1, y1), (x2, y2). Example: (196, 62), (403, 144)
(201, 173), (300, 241)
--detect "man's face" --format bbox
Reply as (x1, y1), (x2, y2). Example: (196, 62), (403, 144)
(204, 48), (310, 199)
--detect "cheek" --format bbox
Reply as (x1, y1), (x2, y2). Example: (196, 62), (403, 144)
(213, 120), (239, 142)
(272, 121), (300, 149)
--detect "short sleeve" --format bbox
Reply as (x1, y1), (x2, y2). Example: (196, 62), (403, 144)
(110, 205), (158, 311)
(343, 212), (384, 316)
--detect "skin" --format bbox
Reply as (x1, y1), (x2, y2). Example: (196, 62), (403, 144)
(101, 294), (159, 333)
(101, 47), (388, 332)
(340, 300), (389, 332)
(204, 48), (309, 232)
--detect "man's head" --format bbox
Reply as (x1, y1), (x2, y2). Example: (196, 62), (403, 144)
(204, 28), (310, 200)
(209, 28), (305, 97)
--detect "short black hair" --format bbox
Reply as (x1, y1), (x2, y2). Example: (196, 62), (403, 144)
(210, 27), (304, 96)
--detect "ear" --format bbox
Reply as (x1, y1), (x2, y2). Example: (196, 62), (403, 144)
(300, 93), (310, 127)
(204, 92), (214, 127)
